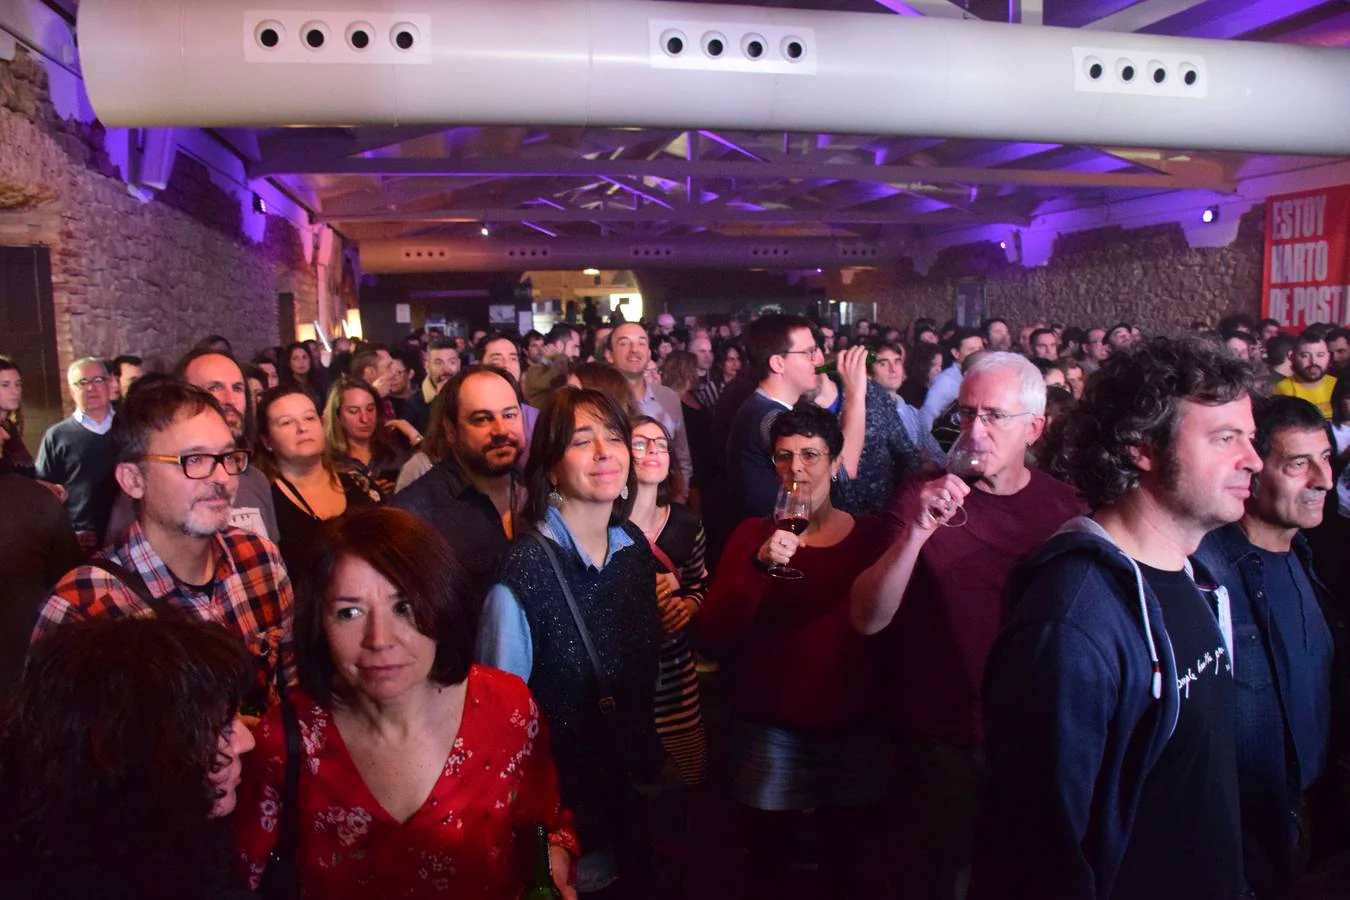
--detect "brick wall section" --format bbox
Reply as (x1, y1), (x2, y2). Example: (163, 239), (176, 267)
(0, 48), (321, 388)
(833, 208), (1267, 334)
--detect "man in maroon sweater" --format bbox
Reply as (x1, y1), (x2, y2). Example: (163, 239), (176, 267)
(850, 351), (1086, 900)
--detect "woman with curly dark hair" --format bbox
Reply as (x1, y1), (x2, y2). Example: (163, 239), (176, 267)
(0, 617), (257, 900)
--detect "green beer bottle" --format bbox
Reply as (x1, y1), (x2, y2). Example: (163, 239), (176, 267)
(816, 352), (876, 375)
(521, 825), (562, 900)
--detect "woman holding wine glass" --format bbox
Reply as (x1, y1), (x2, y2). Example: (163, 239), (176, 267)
(699, 403), (891, 897)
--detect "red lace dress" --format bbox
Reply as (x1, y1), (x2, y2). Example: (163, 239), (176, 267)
(234, 665), (579, 898)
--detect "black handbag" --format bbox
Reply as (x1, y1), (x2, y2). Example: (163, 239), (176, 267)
(257, 698), (302, 900)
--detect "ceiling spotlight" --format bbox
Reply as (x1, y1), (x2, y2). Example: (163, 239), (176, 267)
(815, 268), (823, 274)
(480, 226), (491, 237)
(582, 267), (600, 276)
(999, 241), (1007, 249)
(1201, 206), (1219, 224)
(252, 193), (267, 214)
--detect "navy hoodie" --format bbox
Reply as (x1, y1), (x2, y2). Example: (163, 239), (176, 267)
(969, 516), (1235, 900)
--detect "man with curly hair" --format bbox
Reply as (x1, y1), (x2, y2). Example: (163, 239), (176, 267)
(971, 336), (1260, 900)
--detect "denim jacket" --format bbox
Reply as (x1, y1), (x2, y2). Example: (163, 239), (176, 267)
(1196, 523), (1349, 898)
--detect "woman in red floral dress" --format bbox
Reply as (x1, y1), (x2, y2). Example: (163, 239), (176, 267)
(235, 507), (578, 898)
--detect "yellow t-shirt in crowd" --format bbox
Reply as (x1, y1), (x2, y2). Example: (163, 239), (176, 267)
(1272, 375), (1337, 419)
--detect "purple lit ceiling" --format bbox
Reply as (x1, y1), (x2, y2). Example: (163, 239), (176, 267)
(199, 0), (1350, 247)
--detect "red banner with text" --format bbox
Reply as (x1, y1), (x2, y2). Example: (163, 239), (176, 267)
(1262, 185), (1350, 329)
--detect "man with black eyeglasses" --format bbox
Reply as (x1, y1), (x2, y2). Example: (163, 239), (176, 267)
(849, 352), (1084, 900)
(33, 380), (294, 714)
(37, 358), (120, 551)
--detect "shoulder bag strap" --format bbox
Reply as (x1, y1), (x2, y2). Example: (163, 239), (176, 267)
(84, 558), (161, 611)
(527, 531), (618, 716)
(276, 698), (302, 857)
(275, 473), (320, 520)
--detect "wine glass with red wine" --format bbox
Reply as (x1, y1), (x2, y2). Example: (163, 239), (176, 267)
(769, 482), (812, 580)
(939, 431), (990, 528)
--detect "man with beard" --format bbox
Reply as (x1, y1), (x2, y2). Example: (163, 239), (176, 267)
(1195, 397), (1345, 898)
(982, 317), (1012, 353)
(1324, 326), (1350, 378)
(33, 380), (294, 714)
(1274, 330), (1337, 419)
(405, 338), (462, 432)
(391, 366), (526, 609)
(105, 350), (279, 542)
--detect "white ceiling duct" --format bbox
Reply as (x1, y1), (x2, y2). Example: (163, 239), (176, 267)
(359, 236), (900, 273)
(77, 0), (1350, 155)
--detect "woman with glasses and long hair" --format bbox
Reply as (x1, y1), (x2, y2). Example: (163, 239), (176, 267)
(256, 384), (379, 570)
(0, 617), (257, 900)
(628, 416), (708, 787)
(699, 403), (890, 897)
(478, 388), (667, 897)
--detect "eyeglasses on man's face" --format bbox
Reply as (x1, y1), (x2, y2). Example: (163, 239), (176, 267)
(141, 450), (250, 479)
(631, 437), (670, 455)
(952, 407), (1034, 430)
(73, 375), (109, 389)
(780, 345), (821, 359)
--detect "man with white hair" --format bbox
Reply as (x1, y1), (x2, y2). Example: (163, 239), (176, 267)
(850, 351), (1086, 899)
(37, 358), (120, 550)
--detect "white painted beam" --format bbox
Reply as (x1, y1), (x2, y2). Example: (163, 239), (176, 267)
(78, 0), (1350, 156)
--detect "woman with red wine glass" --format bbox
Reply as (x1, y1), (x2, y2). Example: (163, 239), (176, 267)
(698, 403), (891, 898)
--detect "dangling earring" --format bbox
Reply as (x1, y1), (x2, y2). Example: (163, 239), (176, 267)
(620, 484), (629, 500)
(547, 485), (564, 508)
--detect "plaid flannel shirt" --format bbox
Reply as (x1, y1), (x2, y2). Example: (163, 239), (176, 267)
(33, 520), (296, 711)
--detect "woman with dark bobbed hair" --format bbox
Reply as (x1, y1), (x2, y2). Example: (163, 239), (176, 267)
(235, 506), (577, 899)
(0, 617), (257, 900)
(478, 387), (667, 897)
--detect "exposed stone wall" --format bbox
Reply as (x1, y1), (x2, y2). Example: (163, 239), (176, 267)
(834, 209), (1267, 334)
(0, 47), (326, 389)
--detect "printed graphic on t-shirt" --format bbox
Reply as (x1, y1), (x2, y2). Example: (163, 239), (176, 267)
(1177, 644), (1230, 699)
(230, 507), (268, 539)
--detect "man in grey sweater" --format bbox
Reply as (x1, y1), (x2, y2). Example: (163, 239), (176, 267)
(37, 358), (118, 550)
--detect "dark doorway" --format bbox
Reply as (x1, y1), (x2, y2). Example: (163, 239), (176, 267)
(277, 292), (296, 346)
(0, 246), (62, 439)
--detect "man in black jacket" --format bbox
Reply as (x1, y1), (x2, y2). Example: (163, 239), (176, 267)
(391, 366), (525, 608)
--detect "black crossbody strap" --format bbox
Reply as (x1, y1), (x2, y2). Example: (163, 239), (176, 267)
(275, 473), (320, 520)
(84, 558), (161, 610)
(528, 531), (617, 715)
(276, 698), (302, 858)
